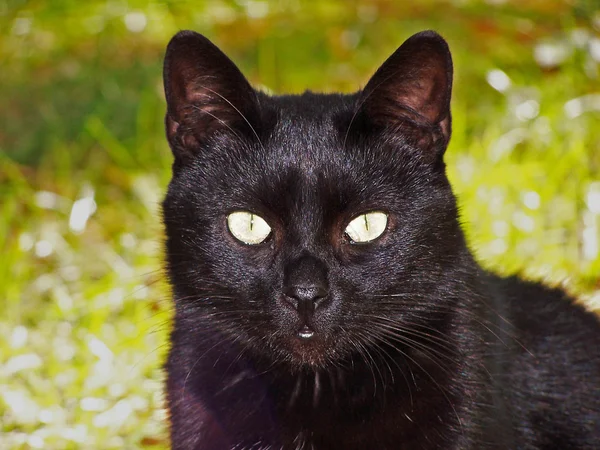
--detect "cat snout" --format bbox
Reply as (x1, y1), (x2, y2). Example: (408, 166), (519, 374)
(283, 254), (330, 312)
(283, 284), (328, 311)
(282, 283), (328, 341)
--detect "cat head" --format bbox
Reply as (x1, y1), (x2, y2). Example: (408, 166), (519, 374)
(162, 30), (465, 369)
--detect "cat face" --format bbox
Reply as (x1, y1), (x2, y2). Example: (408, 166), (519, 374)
(162, 31), (465, 369)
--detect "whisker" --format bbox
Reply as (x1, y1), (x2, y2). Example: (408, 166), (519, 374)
(368, 322), (457, 366)
(342, 325), (380, 396)
(356, 327), (419, 403)
(372, 329), (464, 432)
(182, 337), (229, 400)
(369, 327), (454, 377)
(358, 313), (457, 349)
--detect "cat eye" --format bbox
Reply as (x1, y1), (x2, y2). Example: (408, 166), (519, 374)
(227, 211), (272, 245)
(344, 211), (388, 243)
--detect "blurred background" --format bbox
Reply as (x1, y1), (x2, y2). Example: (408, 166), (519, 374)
(1, 0), (600, 448)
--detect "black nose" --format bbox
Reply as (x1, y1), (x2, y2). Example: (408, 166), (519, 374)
(284, 284), (328, 310)
(283, 254), (329, 312)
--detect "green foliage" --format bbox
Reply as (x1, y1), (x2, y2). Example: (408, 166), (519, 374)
(1, 0), (599, 448)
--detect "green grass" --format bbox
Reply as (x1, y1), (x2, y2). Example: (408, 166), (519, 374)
(1, 0), (599, 448)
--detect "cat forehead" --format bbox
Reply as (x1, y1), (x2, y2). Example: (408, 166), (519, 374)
(187, 91), (416, 191)
(261, 92), (360, 157)
(263, 92), (415, 170)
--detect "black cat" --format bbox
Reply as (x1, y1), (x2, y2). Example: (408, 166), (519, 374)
(161, 30), (600, 449)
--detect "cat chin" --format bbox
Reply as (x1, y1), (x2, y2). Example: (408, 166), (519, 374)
(276, 334), (339, 370)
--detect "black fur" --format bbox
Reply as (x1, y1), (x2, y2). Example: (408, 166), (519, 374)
(161, 30), (600, 449)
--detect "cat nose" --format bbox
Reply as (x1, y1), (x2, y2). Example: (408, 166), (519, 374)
(284, 284), (328, 310)
(283, 254), (329, 311)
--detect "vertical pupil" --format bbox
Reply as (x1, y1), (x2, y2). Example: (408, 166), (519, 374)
(250, 214), (254, 231)
(364, 214), (369, 231)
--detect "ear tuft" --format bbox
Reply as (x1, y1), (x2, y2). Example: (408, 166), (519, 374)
(163, 31), (259, 163)
(360, 30), (453, 155)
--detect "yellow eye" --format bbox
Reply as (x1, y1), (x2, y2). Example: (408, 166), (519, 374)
(345, 211), (388, 243)
(227, 211), (272, 245)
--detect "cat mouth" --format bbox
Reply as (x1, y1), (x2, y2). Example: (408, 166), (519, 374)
(297, 324), (315, 339)
(282, 325), (335, 367)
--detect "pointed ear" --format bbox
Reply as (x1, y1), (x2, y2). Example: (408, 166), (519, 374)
(163, 31), (260, 163)
(360, 30), (453, 156)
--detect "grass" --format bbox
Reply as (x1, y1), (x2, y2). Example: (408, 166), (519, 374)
(1, 0), (599, 448)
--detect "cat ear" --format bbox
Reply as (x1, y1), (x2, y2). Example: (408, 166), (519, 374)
(163, 30), (260, 162)
(360, 30), (453, 155)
